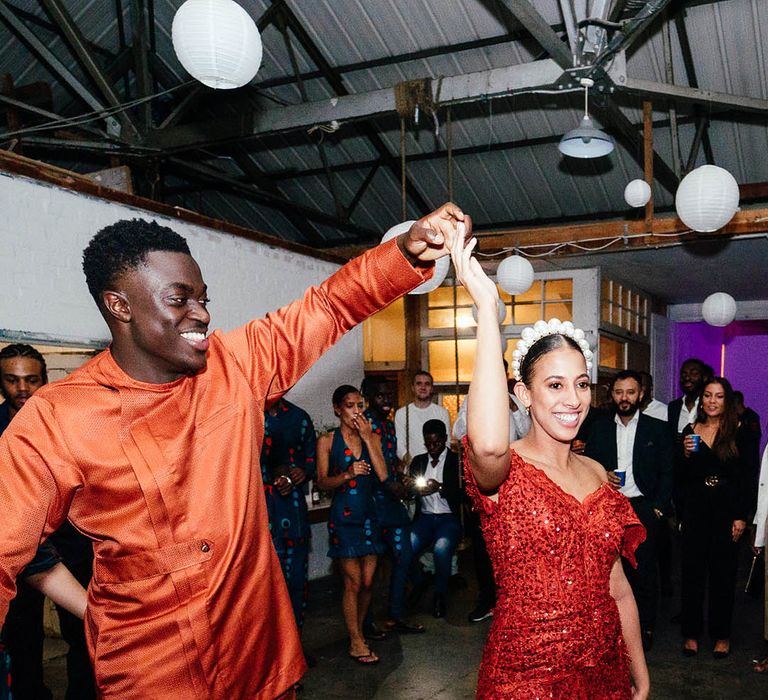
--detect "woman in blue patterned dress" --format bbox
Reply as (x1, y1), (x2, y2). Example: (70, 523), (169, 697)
(317, 385), (387, 665)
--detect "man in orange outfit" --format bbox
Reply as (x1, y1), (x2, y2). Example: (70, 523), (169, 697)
(0, 203), (469, 699)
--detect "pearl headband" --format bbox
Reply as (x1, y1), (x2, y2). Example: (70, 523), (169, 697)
(511, 318), (593, 382)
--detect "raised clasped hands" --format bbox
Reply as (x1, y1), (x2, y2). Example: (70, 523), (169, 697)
(401, 202), (472, 263)
(449, 220), (498, 313)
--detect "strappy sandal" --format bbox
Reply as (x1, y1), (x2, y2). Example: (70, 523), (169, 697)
(349, 650), (380, 665)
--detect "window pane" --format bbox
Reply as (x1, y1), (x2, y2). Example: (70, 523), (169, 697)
(544, 279), (573, 300)
(601, 300), (612, 323)
(544, 301), (573, 321)
(512, 281), (542, 303)
(613, 285), (622, 307)
(362, 298), (405, 363)
(428, 338), (477, 383)
(428, 307), (476, 329)
(428, 285), (473, 308)
(512, 303), (540, 325)
(599, 335), (625, 369)
(601, 278), (611, 302)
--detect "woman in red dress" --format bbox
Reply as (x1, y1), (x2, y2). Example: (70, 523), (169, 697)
(450, 233), (650, 699)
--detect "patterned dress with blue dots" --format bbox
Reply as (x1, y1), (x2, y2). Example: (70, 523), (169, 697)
(261, 399), (316, 629)
(326, 429), (385, 559)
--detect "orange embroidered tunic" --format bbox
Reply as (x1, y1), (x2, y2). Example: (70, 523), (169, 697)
(0, 239), (429, 698)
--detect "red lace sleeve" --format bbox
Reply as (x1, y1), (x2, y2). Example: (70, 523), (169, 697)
(616, 495), (646, 568)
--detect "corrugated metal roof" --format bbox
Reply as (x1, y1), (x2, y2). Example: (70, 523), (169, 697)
(1, 0), (766, 301)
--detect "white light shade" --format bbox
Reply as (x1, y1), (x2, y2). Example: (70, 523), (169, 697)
(471, 299), (507, 325)
(380, 220), (451, 295)
(172, 0), (263, 89)
(558, 116), (614, 158)
(624, 179), (652, 207)
(497, 255), (534, 296)
(702, 292), (737, 327)
(675, 165), (740, 232)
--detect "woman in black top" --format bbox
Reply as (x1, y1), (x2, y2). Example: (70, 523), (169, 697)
(680, 377), (750, 658)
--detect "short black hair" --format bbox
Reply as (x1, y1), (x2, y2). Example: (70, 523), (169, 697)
(0, 343), (48, 384)
(681, 358), (704, 371)
(422, 419), (447, 438)
(610, 370), (642, 389)
(332, 384), (360, 407)
(82, 219), (190, 304)
(360, 376), (389, 399)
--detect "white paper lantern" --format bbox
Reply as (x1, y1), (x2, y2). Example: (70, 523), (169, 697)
(675, 165), (740, 232)
(380, 220), (451, 295)
(172, 0), (263, 89)
(496, 255), (534, 296)
(471, 300), (507, 325)
(701, 292), (737, 327)
(624, 179), (651, 208)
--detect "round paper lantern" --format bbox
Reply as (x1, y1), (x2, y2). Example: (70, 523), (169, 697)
(701, 292), (737, 327)
(380, 220), (450, 295)
(471, 300), (507, 325)
(172, 0), (263, 89)
(496, 255), (534, 296)
(624, 179), (651, 208)
(675, 165), (739, 232)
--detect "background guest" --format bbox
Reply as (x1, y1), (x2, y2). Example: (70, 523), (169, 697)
(408, 420), (464, 619)
(394, 371), (450, 468)
(752, 443), (768, 673)
(361, 377), (423, 635)
(680, 377), (750, 658)
(316, 386), (388, 665)
(261, 398), (316, 635)
(639, 370), (668, 422)
(585, 370), (674, 651)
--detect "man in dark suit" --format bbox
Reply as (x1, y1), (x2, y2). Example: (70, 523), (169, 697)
(585, 370), (674, 651)
(409, 419), (463, 618)
(667, 358), (708, 440)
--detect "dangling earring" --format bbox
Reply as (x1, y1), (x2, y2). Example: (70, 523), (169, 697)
(525, 405), (531, 416)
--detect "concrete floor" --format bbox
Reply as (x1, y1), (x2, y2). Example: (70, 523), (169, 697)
(43, 548), (768, 699)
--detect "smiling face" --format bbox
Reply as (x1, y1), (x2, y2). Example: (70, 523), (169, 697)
(0, 356), (45, 417)
(517, 346), (591, 443)
(701, 381), (726, 419)
(612, 377), (644, 418)
(335, 391), (365, 429)
(105, 251), (211, 383)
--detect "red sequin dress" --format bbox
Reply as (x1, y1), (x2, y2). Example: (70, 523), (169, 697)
(464, 447), (645, 699)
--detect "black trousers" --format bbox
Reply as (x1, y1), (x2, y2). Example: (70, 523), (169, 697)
(55, 558), (96, 700)
(2, 580), (52, 700)
(467, 511), (495, 609)
(624, 497), (659, 633)
(680, 486), (740, 640)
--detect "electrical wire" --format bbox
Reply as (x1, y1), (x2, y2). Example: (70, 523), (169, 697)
(474, 225), (696, 259)
(0, 80), (196, 140)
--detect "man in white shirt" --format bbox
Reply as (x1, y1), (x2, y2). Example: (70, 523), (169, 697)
(639, 371), (668, 422)
(585, 370), (674, 652)
(394, 371), (451, 466)
(408, 420), (463, 619)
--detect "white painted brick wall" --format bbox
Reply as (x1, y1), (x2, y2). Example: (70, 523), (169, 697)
(0, 172), (364, 429)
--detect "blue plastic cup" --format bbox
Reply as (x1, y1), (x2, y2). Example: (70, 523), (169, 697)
(615, 470), (626, 487)
(689, 434), (701, 452)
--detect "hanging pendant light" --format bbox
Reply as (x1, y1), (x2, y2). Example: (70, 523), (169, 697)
(558, 78), (614, 159)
